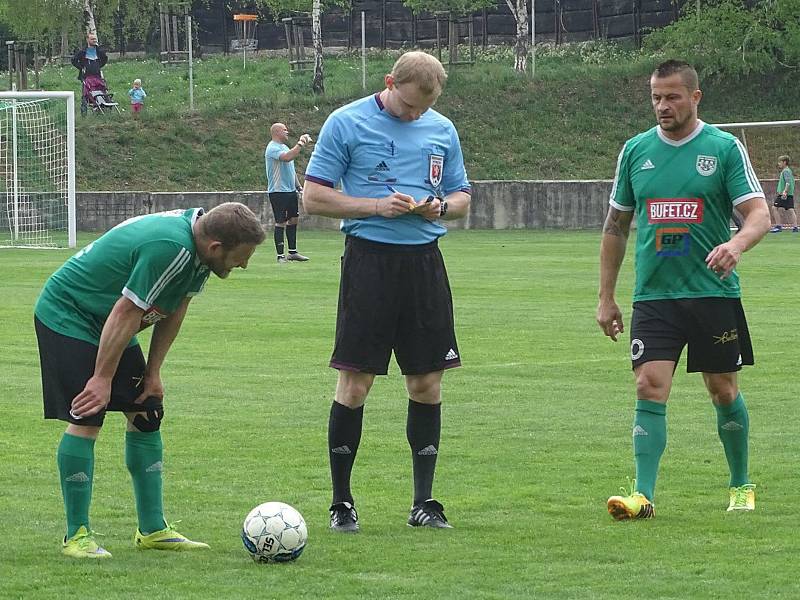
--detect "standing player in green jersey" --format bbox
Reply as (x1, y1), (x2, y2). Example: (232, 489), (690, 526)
(769, 155), (796, 233)
(34, 202), (265, 558)
(596, 60), (771, 520)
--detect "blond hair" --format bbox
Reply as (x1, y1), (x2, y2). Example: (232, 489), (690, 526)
(391, 51), (447, 96)
(198, 202), (265, 248)
(133, 78), (142, 85)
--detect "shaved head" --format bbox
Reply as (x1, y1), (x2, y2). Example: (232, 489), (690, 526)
(271, 122), (289, 143)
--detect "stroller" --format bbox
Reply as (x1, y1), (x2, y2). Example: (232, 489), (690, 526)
(81, 73), (121, 115)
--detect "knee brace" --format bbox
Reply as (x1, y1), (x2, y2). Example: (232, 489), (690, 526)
(132, 406), (164, 432)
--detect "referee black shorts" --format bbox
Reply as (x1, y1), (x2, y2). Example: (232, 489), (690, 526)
(268, 191), (299, 223)
(330, 235), (461, 376)
(629, 298), (754, 373)
(35, 316), (162, 426)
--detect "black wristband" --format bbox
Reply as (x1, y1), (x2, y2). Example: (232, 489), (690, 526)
(439, 200), (448, 218)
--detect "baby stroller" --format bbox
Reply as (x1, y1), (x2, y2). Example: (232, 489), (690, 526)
(81, 74), (121, 115)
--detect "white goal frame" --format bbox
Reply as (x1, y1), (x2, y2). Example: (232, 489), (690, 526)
(0, 90), (76, 248)
(712, 119), (800, 157)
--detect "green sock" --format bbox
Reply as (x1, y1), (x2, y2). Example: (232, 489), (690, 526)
(57, 433), (96, 539)
(125, 431), (166, 535)
(715, 392), (750, 487)
(633, 400), (667, 502)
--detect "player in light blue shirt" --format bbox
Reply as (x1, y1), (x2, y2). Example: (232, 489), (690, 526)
(264, 123), (313, 262)
(303, 51), (471, 533)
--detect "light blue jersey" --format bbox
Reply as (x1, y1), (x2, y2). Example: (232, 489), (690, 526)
(85, 47), (97, 60)
(305, 93), (470, 244)
(265, 141), (298, 193)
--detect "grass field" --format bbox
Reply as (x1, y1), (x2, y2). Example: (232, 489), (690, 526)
(1, 229), (799, 599)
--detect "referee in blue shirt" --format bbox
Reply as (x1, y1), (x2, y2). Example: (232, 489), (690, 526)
(265, 123), (312, 262)
(304, 51), (471, 532)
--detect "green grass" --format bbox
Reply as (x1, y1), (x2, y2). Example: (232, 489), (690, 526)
(1, 230), (799, 598)
(32, 48), (800, 190)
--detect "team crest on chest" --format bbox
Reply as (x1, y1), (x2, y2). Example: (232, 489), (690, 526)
(429, 154), (444, 188)
(695, 155), (717, 176)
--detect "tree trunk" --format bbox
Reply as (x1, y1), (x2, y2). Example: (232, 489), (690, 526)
(505, 0), (529, 73)
(83, 0), (98, 38)
(60, 31), (69, 58)
(312, 0), (324, 94)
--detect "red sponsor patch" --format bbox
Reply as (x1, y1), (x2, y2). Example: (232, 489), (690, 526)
(647, 198), (704, 223)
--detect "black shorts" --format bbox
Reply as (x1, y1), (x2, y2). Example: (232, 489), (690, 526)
(629, 298), (754, 373)
(35, 316), (162, 426)
(268, 191), (299, 223)
(330, 236), (461, 376)
(774, 194), (794, 210)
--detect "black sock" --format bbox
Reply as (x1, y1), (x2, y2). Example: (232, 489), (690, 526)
(274, 226), (285, 256)
(286, 224), (298, 252)
(328, 402), (364, 505)
(406, 399), (441, 505)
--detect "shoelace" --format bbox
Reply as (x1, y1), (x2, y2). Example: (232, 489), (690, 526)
(617, 477), (639, 498)
(732, 487), (750, 507)
(75, 530), (105, 549)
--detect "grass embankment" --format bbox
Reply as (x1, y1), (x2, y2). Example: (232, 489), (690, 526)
(35, 45), (799, 190)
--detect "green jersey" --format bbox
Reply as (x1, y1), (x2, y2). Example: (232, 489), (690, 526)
(35, 208), (211, 345)
(610, 121), (763, 302)
(777, 166), (795, 195)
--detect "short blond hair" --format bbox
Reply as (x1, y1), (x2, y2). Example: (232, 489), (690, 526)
(133, 78), (142, 85)
(198, 202), (265, 248)
(391, 51), (447, 96)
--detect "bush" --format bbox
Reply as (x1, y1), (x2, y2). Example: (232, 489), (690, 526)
(643, 0), (800, 78)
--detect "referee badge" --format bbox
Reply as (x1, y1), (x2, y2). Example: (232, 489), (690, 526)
(696, 155), (718, 176)
(429, 154), (444, 188)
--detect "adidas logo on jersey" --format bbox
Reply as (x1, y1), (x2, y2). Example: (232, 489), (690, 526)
(444, 349), (458, 361)
(145, 461), (164, 472)
(640, 159), (655, 170)
(65, 472), (90, 483)
(721, 420), (744, 431)
(331, 445), (352, 455)
(632, 425), (649, 437)
(417, 445), (438, 456)
(374, 161), (390, 172)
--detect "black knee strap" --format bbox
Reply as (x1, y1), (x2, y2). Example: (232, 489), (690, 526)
(132, 407), (164, 432)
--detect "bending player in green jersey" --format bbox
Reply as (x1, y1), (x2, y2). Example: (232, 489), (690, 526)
(34, 203), (265, 558)
(596, 60), (771, 520)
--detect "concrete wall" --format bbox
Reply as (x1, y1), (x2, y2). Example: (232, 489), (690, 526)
(76, 180), (615, 232)
(77, 179), (780, 232)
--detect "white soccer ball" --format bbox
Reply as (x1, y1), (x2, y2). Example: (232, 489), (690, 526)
(241, 501), (308, 563)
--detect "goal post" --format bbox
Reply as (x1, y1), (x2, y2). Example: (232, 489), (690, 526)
(0, 90), (76, 248)
(711, 119), (800, 182)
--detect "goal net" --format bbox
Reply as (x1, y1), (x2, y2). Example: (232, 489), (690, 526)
(712, 119), (800, 188)
(0, 91), (76, 248)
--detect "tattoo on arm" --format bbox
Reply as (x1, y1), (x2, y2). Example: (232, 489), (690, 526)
(602, 208), (629, 237)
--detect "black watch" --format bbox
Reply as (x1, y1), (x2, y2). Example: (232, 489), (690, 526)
(439, 200), (448, 218)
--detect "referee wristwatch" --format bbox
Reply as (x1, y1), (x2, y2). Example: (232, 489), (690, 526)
(439, 200), (448, 218)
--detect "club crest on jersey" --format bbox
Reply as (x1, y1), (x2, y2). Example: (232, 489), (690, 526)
(429, 154), (444, 188)
(647, 198), (704, 223)
(696, 155), (718, 176)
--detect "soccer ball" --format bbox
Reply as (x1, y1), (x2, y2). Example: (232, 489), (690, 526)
(241, 501), (308, 563)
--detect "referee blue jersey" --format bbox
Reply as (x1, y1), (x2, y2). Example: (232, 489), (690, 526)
(305, 93), (471, 245)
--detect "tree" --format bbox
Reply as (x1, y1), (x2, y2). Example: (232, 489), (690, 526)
(644, 0), (800, 78)
(403, 0), (511, 68)
(505, 0), (529, 73)
(253, 0), (346, 94)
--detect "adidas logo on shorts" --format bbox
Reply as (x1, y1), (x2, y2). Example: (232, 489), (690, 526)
(444, 349), (458, 361)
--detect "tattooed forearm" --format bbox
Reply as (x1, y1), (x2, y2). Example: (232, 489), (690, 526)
(602, 208), (630, 238)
